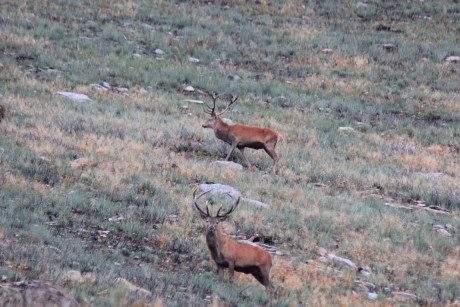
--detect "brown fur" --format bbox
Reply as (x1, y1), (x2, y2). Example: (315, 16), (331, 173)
(203, 113), (281, 174)
(194, 190), (274, 293)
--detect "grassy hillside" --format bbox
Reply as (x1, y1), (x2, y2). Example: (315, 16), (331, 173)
(0, 0), (459, 305)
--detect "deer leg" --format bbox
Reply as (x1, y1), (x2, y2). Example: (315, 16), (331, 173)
(263, 145), (279, 174)
(225, 142), (238, 161)
(228, 262), (235, 284)
(217, 265), (224, 282)
(238, 147), (252, 169)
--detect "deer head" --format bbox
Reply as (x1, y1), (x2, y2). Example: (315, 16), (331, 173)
(202, 93), (238, 129)
(193, 188), (240, 233)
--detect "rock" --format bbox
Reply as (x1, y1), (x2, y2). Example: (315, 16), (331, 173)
(381, 44), (397, 51)
(115, 278), (151, 297)
(57, 92), (91, 102)
(356, 2), (368, 8)
(358, 266), (371, 277)
(368, 292), (378, 300)
(329, 254), (357, 269)
(102, 82), (111, 89)
(338, 127), (355, 132)
(188, 56), (199, 63)
(0, 280), (81, 307)
(322, 48), (334, 53)
(154, 48), (164, 55)
(445, 224), (454, 231)
(445, 56), (460, 62)
(108, 216), (124, 222)
(90, 83), (108, 91)
(221, 118), (234, 125)
(227, 72), (241, 81)
(114, 87), (128, 92)
(182, 99), (203, 104)
(69, 158), (89, 169)
(384, 202), (414, 211)
(132, 53), (141, 58)
(215, 161), (243, 170)
(184, 85), (195, 92)
(241, 197), (269, 208)
(391, 291), (417, 301)
(1, 275), (6, 282)
(435, 228), (452, 237)
(62, 270), (85, 284)
(198, 183), (242, 200)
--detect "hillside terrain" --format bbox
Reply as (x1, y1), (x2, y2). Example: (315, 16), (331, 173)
(0, 0), (459, 306)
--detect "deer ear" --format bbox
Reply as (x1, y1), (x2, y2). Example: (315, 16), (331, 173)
(200, 213), (208, 219)
(218, 216), (227, 222)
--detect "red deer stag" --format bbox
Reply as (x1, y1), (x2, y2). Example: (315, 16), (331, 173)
(202, 92), (281, 174)
(193, 189), (274, 293)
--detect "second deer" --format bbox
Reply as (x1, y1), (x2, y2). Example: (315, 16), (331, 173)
(193, 189), (274, 293)
(202, 93), (281, 174)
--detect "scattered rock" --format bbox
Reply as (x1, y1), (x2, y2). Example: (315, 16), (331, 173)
(182, 99), (203, 104)
(368, 292), (378, 300)
(1, 275), (7, 282)
(115, 278), (151, 297)
(57, 92), (91, 102)
(154, 48), (164, 55)
(227, 72), (241, 81)
(329, 253), (357, 269)
(322, 48), (334, 53)
(241, 197), (269, 209)
(198, 183), (269, 208)
(188, 56), (199, 63)
(0, 280), (81, 307)
(391, 291), (417, 301)
(114, 87), (128, 93)
(338, 126), (355, 132)
(381, 44), (397, 51)
(184, 85), (195, 92)
(445, 56), (460, 62)
(215, 161), (243, 170)
(90, 83), (108, 91)
(62, 270), (85, 284)
(198, 183), (242, 200)
(69, 158), (89, 169)
(108, 216), (124, 222)
(358, 266), (371, 277)
(102, 82), (111, 89)
(433, 226), (452, 237)
(356, 2), (368, 8)
(384, 202), (414, 211)
(132, 53), (141, 58)
(221, 118), (234, 125)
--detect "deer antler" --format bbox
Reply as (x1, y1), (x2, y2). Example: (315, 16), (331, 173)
(216, 193), (240, 218)
(204, 91), (222, 116)
(216, 95), (238, 117)
(193, 188), (212, 217)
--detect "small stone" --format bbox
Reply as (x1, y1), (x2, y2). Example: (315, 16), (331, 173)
(445, 56), (460, 62)
(182, 99), (203, 104)
(155, 48), (164, 55)
(338, 127), (355, 132)
(322, 48), (334, 53)
(184, 85), (195, 92)
(435, 228), (452, 236)
(391, 291), (417, 301)
(102, 82), (111, 89)
(381, 44), (397, 51)
(2, 275), (7, 282)
(132, 53), (141, 58)
(368, 292), (378, 300)
(215, 161), (243, 170)
(188, 56), (200, 63)
(57, 91), (91, 102)
(114, 87), (128, 92)
(62, 270), (85, 284)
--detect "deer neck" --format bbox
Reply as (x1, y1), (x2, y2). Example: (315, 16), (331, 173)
(206, 225), (227, 262)
(213, 117), (231, 143)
